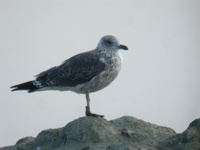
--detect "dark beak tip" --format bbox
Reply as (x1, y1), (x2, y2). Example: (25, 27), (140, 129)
(119, 45), (128, 50)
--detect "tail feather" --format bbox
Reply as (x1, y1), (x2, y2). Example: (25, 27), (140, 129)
(11, 81), (39, 93)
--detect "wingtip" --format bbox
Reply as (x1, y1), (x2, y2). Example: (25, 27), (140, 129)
(10, 85), (15, 89)
(10, 86), (16, 91)
(10, 86), (18, 92)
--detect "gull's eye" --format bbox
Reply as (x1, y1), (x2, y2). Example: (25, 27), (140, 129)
(106, 40), (112, 45)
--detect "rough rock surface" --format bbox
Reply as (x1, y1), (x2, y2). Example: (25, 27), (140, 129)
(1, 116), (199, 150)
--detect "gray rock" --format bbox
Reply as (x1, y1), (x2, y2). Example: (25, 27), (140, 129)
(1, 116), (199, 150)
(158, 118), (200, 150)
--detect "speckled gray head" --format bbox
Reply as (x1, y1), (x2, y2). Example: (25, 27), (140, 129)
(96, 35), (128, 51)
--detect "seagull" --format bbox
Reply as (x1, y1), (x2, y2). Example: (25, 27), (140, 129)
(11, 35), (128, 117)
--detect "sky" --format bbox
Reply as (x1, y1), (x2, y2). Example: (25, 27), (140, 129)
(0, 0), (200, 147)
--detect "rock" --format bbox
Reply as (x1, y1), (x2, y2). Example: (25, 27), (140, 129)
(0, 116), (199, 150)
(158, 118), (200, 150)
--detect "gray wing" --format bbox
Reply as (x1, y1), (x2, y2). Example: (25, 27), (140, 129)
(35, 51), (105, 88)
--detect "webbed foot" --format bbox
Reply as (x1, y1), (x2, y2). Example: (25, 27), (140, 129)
(85, 106), (104, 118)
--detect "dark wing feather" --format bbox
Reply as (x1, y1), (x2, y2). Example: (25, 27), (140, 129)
(35, 50), (105, 87)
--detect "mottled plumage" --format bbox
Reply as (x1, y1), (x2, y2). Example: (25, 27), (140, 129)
(11, 35), (128, 117)
(34, 51), (106, 91)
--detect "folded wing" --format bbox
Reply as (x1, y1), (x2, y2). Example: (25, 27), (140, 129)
(35, 51), (106, 88)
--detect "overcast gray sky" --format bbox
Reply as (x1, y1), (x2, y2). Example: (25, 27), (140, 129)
(0, 0), (200, 147)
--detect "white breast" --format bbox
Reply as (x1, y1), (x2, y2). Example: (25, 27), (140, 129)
(118, 51), (123, 63)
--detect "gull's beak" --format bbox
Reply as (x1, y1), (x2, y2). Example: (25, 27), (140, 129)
(118, 44), (128, 50)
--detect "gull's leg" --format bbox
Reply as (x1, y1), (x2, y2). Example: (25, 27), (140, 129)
(86, 93), (91, 115)
(85, 93), (104, 117)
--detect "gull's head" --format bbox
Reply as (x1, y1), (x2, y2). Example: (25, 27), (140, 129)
(96, 35), (128, 51)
